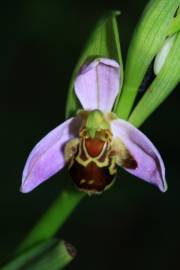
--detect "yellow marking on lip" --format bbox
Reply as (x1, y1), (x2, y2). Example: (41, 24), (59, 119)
(88, 180), (94, 185)
(80, 179), (86, 184)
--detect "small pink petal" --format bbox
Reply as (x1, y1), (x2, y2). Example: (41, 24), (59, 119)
(111, 119), (167, 192)
(74, 58), (120, 112)
(21, 116), (81, 193)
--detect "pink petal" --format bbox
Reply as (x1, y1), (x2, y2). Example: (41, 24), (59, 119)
(21, 116), (82, 193)
(111, 119), (167, 192)
(74, 58), (120, 112)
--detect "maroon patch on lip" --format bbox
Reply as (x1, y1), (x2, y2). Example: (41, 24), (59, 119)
(69, 160), (116, 192)
(85, 138), (105, 157)
(123, 155), (138, 169)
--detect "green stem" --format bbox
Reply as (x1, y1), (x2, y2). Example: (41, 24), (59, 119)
(17, 185), (85, 254)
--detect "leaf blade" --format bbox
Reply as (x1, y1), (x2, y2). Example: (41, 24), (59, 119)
(115, 0), (179, 120)
(129, 31), (180, 127)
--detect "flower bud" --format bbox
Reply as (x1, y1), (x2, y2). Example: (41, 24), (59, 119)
(154, 34), (176, 75)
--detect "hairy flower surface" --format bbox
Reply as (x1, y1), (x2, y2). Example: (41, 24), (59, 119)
(21, 58), (167, 194)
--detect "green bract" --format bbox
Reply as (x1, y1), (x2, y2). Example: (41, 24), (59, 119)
(65, 11), (123, 118)
(115, 0), (179, 120)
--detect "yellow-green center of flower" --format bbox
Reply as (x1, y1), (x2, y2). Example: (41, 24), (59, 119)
(85, 110), (110, 138)
(64, 110), (137, 195)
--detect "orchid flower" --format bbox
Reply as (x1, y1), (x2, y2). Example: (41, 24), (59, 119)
(21, 58), (167, 194)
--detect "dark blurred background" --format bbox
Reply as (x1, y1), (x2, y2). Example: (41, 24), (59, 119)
(4, 0), (180, 269)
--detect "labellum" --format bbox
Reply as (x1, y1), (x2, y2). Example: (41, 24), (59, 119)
(65, 110), (137, 194)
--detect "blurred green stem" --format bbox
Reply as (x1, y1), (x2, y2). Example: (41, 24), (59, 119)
(17, 185), (85, 254)
(2, 239), (75, 270)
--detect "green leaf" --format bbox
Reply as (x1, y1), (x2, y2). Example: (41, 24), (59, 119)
(129, 31), (180, 128)
(115, 0), (179, 120)
(167, 6), (180, 35)
(1, 239), (76, 270)
(65, 11), (123, 119)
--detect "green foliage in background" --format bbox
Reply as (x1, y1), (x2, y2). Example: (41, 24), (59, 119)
(115, 0), (179, 121)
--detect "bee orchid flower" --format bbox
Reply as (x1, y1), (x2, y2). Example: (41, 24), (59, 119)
(21, 58), (167, 194)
